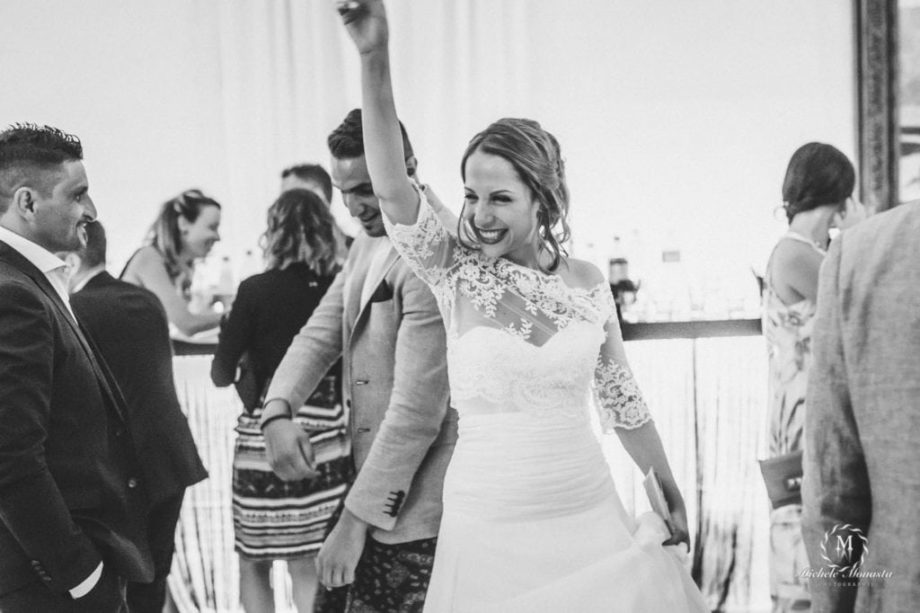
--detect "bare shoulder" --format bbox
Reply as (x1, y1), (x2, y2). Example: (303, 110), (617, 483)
(125, 245), (165, 274)
(772, 238), (822, 277)
(132, 245), (164, 265)
(560, 257), (606, 290)
(122, 247), (177, 294)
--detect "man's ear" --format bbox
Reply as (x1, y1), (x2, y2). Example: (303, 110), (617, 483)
(11, 187), (36, 217)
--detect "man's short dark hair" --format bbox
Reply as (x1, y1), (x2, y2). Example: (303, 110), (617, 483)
(327, 108), (414, 163)
(79, 221), (107, 268)
(281, 164), (333, 202)
(0, 123), (83, 213)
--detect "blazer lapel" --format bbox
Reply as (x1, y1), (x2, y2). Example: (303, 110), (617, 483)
(0, 241), (80, 333)
(0, 243), (126, 421)
(350, 246), (399, 343)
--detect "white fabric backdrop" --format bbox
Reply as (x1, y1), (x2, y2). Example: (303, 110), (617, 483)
(1, 0), (854, 288)
(0, 3), (852, 611)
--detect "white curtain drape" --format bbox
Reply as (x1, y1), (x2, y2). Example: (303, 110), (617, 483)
(203, 0), (533, 277)
(625, 336), (771, 611)
(0, 2), (853, 611)
(2, 0), (853, 287)
(169, 356), (240, 613)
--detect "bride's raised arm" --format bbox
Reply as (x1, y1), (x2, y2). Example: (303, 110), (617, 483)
(338, 0), (420, 225)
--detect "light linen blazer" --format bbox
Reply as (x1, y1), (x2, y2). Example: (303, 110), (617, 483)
(264, 232), (455, 544)
(803, 201), (920, 612)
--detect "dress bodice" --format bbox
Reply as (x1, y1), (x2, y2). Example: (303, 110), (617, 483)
(383, 187), (652, 431)
(450, 320), (601, 422)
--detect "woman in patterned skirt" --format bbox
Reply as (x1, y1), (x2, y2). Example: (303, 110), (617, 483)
(762, 143), (864, 612)
(211, 188), (353, 612)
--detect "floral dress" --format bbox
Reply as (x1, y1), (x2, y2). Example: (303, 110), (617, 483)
(762, 231), (824, 612)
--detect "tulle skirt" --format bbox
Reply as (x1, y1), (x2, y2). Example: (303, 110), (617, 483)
(423, 412), (707, 612)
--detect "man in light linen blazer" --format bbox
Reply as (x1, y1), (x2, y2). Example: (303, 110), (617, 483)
(260, 109), (454, 612)
(803, 201), (920, 612)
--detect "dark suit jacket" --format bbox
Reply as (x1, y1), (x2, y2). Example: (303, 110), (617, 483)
(210, 262), (338, 395)
(72, 271), (208, 504)
(0, 242), (152, 596)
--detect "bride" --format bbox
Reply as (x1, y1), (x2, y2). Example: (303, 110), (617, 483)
(336, 1), (708, 610)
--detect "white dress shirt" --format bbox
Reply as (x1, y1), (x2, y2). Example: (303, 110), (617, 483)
(0, 225), (76, 320)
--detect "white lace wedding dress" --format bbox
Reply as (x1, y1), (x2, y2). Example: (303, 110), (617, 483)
(384, 190), (707, 612)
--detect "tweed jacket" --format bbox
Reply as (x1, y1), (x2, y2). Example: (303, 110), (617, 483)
(263, 232), (455, 544)
(803, 201), (920, 612)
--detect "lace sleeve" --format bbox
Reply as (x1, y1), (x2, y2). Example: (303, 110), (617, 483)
(382, 184), (458, 288)
(593, 289), (652, 432)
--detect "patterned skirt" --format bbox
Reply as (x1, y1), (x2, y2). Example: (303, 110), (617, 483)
(232, 375), (353, 560)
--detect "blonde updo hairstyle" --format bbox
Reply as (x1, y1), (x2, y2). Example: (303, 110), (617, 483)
(458, 118), (571, 272)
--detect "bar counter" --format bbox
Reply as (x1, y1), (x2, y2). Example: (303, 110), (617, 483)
(171, 317), (765, 355)
(621, 317), (762, 341)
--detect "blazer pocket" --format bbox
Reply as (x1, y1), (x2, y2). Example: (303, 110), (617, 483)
(369, 280), (394, 303)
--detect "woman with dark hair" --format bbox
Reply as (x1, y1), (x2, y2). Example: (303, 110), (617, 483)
(210, 189), (352, 613)
(332, 2), (706, 610)
(762, 142), (865, 612)
(121, 188), (223, 335)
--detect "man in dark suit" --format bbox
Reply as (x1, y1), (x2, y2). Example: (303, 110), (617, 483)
(0, 123), (152, 612)
(66, 220), (208, 613)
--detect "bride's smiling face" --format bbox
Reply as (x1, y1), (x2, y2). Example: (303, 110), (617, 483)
(462, 149), (540, 267)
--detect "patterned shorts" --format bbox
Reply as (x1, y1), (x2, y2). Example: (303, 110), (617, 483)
(315, 536), (437, 613)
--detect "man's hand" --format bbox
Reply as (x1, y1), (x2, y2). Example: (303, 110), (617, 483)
(263, 418), (318, 481)
(335, 0), (388, 56)
(73, 565), (124, 612)
(316, 508), (368, 589)
(834, 197), (869, 231)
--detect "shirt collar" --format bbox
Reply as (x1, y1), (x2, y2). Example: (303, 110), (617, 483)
(71, 267), (105, 294)
(0, 225), (68, 274)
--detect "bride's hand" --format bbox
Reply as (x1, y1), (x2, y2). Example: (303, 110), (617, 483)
(663, 505), (690, 550)
(334, 0), (388, 55)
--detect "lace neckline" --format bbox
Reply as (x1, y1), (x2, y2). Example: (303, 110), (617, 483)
(483, 251), (608, 297)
